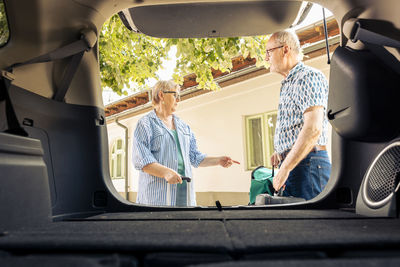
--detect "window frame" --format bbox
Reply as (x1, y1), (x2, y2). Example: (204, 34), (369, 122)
(264, 110), (277, 169)
(245, 110), (277, 170)
(245, 113), (266, 170)
(110, 137), (126, 180)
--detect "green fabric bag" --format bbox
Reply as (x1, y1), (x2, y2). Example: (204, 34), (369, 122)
(249, 166), (275, 205)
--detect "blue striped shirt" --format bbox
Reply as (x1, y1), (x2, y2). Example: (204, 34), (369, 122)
(132, 110), (206, 206)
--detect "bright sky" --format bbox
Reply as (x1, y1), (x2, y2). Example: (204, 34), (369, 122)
(102, 3), (332, 105)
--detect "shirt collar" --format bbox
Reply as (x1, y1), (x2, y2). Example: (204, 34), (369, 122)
(281, 61), (303, 85)
(149, 109), (179, 132)
(149, 109), (159, 121)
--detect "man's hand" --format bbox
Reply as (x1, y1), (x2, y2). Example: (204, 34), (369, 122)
(273, 167), (290, 191)
(271, 151), (287, 191)
(270, 152), (281, 168)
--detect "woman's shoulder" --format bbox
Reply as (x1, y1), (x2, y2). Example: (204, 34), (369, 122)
(138, 110), (157, 125)
(134, 112), (157, 133)
(174, 115), (190, 128)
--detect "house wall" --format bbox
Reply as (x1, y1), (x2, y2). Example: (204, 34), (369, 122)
(107, 54), (332, 206)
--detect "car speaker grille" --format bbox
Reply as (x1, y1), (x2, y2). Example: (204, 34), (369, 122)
(365, 143), (400, 205)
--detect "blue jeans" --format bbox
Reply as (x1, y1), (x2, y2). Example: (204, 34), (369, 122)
(282, 150), (331, 200)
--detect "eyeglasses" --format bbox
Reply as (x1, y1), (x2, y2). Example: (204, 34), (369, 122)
(163, 91), (180, 100)
(265, 45), (284, 57)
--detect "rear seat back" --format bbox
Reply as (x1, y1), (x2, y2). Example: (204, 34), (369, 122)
(0, 133), (51, 231)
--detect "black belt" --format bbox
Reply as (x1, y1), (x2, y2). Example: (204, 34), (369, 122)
(280, 145), (327, 161)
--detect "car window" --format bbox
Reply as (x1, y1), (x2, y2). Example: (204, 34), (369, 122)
(0, 0), (9, 47)
(102, 5), (337, 208)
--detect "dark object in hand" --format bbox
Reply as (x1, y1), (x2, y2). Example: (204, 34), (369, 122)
(181, 176), (191, 182)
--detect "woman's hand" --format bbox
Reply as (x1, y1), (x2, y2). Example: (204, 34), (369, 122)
(199, 156), (240, 167)
(218, 156), (240, 168)
(143, 163), (182, 184)
(164, 169), (182, 184)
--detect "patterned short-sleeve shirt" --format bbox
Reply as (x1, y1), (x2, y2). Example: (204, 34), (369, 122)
(274, 62), (329, 154)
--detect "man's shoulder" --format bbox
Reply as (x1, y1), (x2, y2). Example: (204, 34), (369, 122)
(299, 64), (326, 79)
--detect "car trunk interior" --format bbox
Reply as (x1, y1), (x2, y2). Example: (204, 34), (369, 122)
(0, 0), (400, 266)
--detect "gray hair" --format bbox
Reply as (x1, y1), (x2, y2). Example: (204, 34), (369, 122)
(151, 80), (180, 105)
(272, 30), (301, 55)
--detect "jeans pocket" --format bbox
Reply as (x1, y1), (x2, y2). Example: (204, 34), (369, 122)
(310, 156), (331, 190)
(286, 164), (310, 198)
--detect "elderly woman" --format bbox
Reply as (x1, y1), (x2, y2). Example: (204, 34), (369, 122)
(132, 80), (237, 206)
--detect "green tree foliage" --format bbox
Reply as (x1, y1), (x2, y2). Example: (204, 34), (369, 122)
(99, 14), (167, 95)
(0, 0), (9, 46)
(100, 14), (269, 94)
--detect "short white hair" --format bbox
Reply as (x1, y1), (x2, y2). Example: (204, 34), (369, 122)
(272, 30), (301, 55)
(151, 80), (180, 105)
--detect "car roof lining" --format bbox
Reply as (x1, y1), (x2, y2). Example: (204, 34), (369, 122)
(2, 0), (399, 106)
(121, 1), (303, 38)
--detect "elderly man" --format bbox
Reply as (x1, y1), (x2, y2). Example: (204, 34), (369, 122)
(266, 30), (331, 200)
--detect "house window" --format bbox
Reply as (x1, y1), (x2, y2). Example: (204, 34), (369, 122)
(110, 138), (125, 179)
(0, 0), (9, 47)
(245, 111), (277, 170)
